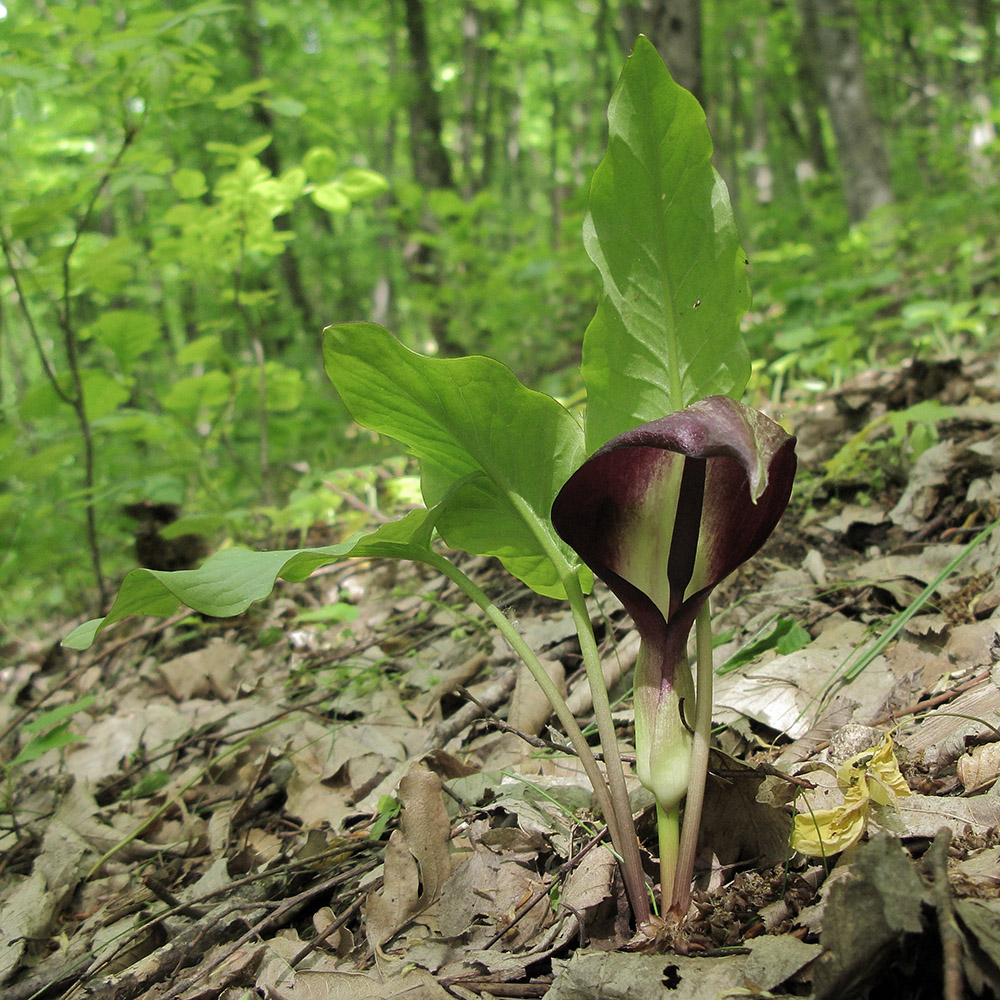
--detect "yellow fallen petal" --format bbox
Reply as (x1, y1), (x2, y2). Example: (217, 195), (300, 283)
(835, 734), (910, 801)
(868, 734), (911, 804)
(837, 748), (874, 788)
(791, 790), (869, 857)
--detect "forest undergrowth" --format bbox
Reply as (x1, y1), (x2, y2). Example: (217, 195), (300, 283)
(3, 338), (1000, 999)
(5, 6), (1000, 996)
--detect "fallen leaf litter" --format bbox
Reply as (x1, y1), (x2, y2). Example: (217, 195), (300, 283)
(2, 355), (1000, 998)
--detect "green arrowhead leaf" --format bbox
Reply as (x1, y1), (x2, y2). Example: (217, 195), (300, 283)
(323, 323), (589, 597)
(63, 506), (449, 650)
(582, 35), (751, 451)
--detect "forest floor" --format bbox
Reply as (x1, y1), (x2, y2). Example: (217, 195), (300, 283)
(4, 353), (1000, 1000)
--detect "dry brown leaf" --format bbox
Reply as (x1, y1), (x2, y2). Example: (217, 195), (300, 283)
(891, 792), (1000, 838)
(481, 657), (567, 768)
(157, 638), (253, 701)
(559, 844), (616, 917)
(439, 848), (552, 948)
(0, 819), (90, 984)
(957, 742), (1000, 792)
(953, 845), (1000, 891)
(888, 441), (960, 531)
(282, 966), (453, 1000)
(548, 949), (749, 999)
(700, 751), (791, 869)
(508, 656), (565, 736)
(898, 682), (1000, 767)
(945, 616), (1000, 667)
(714, 620), (897, 739)
(365, 764), (452, 948)
(365, 830), (420, 949)
(283, 716), (423, 829)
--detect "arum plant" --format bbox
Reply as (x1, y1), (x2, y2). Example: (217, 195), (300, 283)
(63, 38), (795, 929)
(551, 398), (795, 912)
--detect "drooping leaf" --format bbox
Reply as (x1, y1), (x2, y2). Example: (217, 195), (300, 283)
(63, 505), (452, 650)
(581, 35), (751, 451)
(323, 322), (589, 597)
(552, 396), (796, 807)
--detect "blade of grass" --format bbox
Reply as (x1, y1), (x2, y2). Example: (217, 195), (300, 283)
(842, 518), (998, 680)
(818, 518), (999, 712)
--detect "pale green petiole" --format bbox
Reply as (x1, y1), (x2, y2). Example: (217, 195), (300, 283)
(647, 602), (714, 916)
(500, 489), (652, 925)
(671, 600), (715, 913)
(563, 570), (652, 925)
(657, 802), (680, 907)
(422, 548), (652, 924)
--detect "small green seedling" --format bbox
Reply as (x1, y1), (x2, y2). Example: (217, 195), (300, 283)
(64, 38), (795, 929)
(2, 696), (96, 811)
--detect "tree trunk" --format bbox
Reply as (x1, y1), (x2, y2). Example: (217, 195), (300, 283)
(619, 0), (702, 106)
(974, 0), (998, 81)
(749, 16), (772, 206)
(801, 0), (893, 222)
(794, 6), (832, 177)
(399, 0), (460, 353)
(546, 49), (562, 249)
(402, 0), (454, 189)
(372, 4), (401, 331)
(493, 0), (528, 208)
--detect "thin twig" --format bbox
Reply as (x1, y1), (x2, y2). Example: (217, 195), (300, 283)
(456, 685), (578, 756)
(0, 230), (70, 401)
(149, 869), (353, 998)
(926, 828), (964, 1000)
(289, 895), (365, 968)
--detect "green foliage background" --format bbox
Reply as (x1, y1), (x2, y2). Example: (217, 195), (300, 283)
(3, 0), (999, 627)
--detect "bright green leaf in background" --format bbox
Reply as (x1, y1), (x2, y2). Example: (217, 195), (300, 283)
(311, 183), (351, 214)
(8, 192), (79, 240)
(83, 310), (160, 367)
(302, 146), (339, 181)
(171, 168), (208, 199)
(336, 168), (390, 201)
(717, 616), (812, 675)
(176, 335), (227, 366)
(161, 371), (232, 414)
(582, 36), (751, 451)
(73, 236), (136, 297)
(19, 370), (130, 423)
(205, 135), (274, 165)
(6, 696), (96, 771)
(268, 96), (307, 118)
(213, 78), (271, 110)
(260, 362), (305, 412)
(1, 441), (76, 482)
(278, 167), (307, 201)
